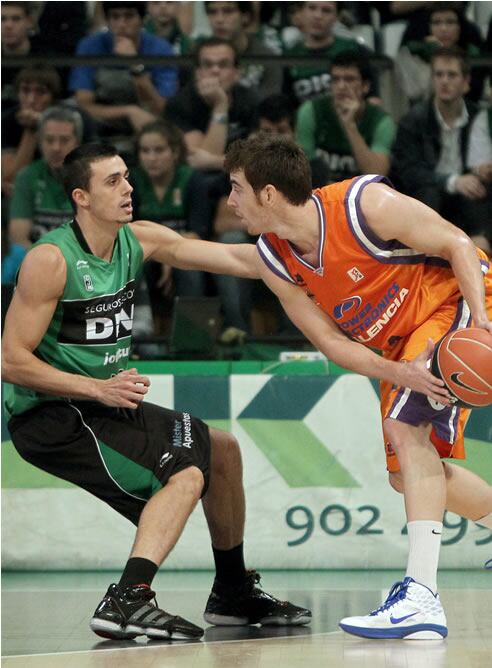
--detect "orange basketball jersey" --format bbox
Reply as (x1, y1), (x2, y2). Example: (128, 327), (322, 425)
(257, 175), (490, 353)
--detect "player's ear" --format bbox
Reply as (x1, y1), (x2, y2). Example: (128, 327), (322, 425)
(72, 188), (89, 209)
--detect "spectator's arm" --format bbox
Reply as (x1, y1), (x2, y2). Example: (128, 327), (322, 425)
(132, 72), (167, 115)
(9, 167), (34, 248)
(1, 130), (38, 196)
(346, 114), (395, 176)
(296, 101), (317, 159)
(75, 90), (156, 130)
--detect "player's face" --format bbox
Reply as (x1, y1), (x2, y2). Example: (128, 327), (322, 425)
(146, 2), (177, 28)
(432, 57), (469, 103)
(228, 169), (266, 235)
(41, 121), (79, 171)
(138, 132), (176, 179)
(206, 2), (243, 40)
(1, 5), (31, 49)
(302, 2), (337, 39)
(108, 8), (142, 40)
(430, 10), (460, 48)
(85, 156), (134, 225)
(331, 66), (368, 103)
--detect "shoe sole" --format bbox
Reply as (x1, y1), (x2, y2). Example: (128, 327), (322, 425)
(339, 622), (448, 640)
(204, 613), (312, 627)
(90, 618), (202, 640)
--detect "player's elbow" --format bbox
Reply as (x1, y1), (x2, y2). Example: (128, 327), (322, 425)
(1, 345), (17, 383)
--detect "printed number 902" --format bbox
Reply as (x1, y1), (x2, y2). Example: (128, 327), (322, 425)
(286, 504), (382, 546)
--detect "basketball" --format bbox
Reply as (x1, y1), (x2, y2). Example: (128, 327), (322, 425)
(432, 327), (492, 408)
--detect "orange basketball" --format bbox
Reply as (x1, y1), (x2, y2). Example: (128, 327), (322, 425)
(432, 327), (492, 408)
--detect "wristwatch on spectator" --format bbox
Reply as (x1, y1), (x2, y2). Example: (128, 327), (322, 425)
(130, 64), (146, 77)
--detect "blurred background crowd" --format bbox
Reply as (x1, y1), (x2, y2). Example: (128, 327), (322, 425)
(2, 1), (491, 353)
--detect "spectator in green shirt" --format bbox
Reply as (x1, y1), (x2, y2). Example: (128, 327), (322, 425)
(296, 51), (395, 183)
(131, 120), (210, 325)
(9, 106), (81, 248)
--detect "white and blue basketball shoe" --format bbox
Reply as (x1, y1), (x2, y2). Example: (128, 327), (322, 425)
(339, 577), (447, 640)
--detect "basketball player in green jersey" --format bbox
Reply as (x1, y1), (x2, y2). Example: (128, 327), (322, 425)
(2, 143), (311, 641)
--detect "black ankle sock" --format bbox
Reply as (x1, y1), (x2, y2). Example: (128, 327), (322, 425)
(212, 542), (246, 586)
(119, 557), (158, 589)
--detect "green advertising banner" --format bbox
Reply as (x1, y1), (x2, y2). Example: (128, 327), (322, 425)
(2, 372), (491, 570)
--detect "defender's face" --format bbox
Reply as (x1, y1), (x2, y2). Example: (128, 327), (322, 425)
(227, 169), (265, 235)
(84, 156), (134, 225)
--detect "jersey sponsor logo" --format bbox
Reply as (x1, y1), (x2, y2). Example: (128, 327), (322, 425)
(172, 412), (194, 449)
(336, 283), (410, 343)
(316, 148), (356, 177)
(347, 266), (364, 283)
(103, 346), (130, 366)
(293, 73), (330, 101)
(333, 296), (362, 320)
(58, 280), (136, 345)
(76, 260), (89, 270)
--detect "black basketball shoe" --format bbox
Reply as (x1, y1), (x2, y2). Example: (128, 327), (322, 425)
(203, 570), (312, 626)
(90, 583), (204, 640)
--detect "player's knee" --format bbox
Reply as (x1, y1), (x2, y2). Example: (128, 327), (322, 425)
(172, 465), (204, 500)
(389, 471), (404, 494)
(210, 429), (243, 477)
(383, 418), (410, 457)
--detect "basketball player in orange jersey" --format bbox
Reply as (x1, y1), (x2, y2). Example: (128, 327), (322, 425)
(224, 134), (492, 640)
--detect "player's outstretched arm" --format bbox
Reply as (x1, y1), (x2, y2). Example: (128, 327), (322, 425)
(1, 246), (150, 409)
(259, 261), (452, 404)
(131, 220), (260, 279)
(361, 183), (492, 334)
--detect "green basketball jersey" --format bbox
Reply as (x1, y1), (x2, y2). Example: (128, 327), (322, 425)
(4, 221), (144, 419)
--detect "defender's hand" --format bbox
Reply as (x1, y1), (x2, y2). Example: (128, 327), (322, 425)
(97, 368), (150, 409)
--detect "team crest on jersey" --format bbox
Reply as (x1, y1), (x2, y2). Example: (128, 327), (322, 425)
(347, 267), (364, 282)
(83, 274), (94, 291)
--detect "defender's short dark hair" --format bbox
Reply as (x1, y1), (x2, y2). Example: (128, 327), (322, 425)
(62, 143), (118, 212)
(102, 2), (146, 19)
(225, 134), (312, 206)
(431, 46), (470, 76)
(194, 37), (239, 67)
(330, 50), (372, 82)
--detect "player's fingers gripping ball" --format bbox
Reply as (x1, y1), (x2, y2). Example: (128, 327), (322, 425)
(431, 327), (492, 408)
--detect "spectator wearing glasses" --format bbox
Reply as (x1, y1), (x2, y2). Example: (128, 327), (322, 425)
(165, 38), (258, 172)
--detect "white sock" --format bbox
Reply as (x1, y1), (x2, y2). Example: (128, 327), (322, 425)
(405, 520), (443, 594)
(476, 511), (492, 529)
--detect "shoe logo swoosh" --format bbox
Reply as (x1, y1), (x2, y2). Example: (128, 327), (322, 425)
(390, 612), (418, 624)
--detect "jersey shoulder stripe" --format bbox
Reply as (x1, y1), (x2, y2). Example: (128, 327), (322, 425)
(257, 234), (296, 284)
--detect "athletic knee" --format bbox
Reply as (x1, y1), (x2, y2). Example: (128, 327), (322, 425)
(210, 429), (242, 477)
(170, 465), (204, 500)
(389, 471), (404, 494)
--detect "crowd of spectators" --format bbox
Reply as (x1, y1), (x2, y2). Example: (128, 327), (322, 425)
(2, 1), (491, 350)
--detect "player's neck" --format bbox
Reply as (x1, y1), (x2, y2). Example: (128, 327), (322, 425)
(275, 198), (320, 256)
(75, 215), (119, 262)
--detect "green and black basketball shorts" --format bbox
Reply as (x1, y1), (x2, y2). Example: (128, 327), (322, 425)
(8, 400), (211, 525)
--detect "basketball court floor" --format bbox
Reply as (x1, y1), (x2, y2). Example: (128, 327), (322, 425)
(2, 570), (491, 667)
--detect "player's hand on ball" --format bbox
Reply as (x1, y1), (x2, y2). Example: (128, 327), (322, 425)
(98, 368), (151, 409)
(396, 339), (452, 405)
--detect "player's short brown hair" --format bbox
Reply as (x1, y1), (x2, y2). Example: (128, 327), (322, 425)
(224, 134), (312, 205)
